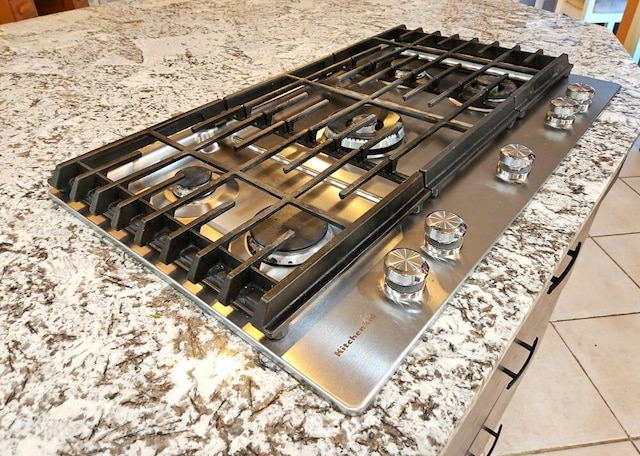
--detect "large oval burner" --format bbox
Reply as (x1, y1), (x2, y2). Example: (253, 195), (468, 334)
(324, 106), (405, 159)
(247, 206), (333, 266)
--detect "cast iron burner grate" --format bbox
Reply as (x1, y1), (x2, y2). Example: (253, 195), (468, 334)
(49, 25), (573, 340)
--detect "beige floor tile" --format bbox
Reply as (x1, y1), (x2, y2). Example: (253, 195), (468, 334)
(620, 147), (640, 178)
(492, 326), (625, 455)
(595, 233), (640, 287)
(589, 180), (640, 236)
(555, 314), (640, 437)
(633, 439), (640, 452)
(623, 177), (640, 194)
(551, 239), (640, 321)
(499, 441), (639, 456)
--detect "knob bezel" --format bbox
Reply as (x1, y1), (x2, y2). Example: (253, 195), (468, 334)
(423, 210), (466, 260)
(383, 248), (429, 302)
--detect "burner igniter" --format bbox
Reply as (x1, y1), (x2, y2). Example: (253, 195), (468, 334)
(545, 97), (578, 129)
(496, 144), (535, 184)
(423, 210), (466, 260)
(566, 83), (595, 113)
(383, 248), (429, 301)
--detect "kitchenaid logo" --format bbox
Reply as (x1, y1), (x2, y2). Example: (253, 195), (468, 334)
(333, 313), (377, 357)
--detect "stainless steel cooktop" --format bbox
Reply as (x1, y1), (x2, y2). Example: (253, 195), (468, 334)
(49, 26), (619, 414)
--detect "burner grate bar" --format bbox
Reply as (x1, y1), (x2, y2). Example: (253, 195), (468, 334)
(69, 149), (142, 201)
(234, 98), (330, 154)
(402, 63), (462, 101)
(188, 201), (288, 283)
(300, 45), (385, 82)
(339, 73), (510, 199)
(478, 40), (500, 54)
(356, 54), (419, 87)
(195, 92), (310, 151)
(336, 47), (401, 83)
(428, 45), (521, 108)
(111, 173), (185, 230)
(523, 48), (544, 65)
(133, 176), (232, 246)
(89, 151), (190, 215)
(218, 229), (295, 305)
(282, 114), (376, 173)
(294, 121), (405, 197)
(159, 200), (236, 264)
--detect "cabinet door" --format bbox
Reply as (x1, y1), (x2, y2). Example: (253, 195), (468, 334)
(7, 0), (37, 20)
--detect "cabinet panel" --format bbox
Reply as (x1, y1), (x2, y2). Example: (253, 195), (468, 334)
(2, 0), (37, 21)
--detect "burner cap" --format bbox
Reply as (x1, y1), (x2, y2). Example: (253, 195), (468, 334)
(324, 106), (405, 158)
(460, 75), (517, 108)
(173, 166), (213, 197)
(391, 58), (431, 81)
(250, 206), (329, 253)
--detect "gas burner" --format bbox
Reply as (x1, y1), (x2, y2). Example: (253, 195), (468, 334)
(390, 58), (432, 82)
(172, 166), (212, 197)
(247, 206), (333, 266)
(452, 75), (517, 112)
(323, 106), (405, 159)
(150, 166), (239, 219)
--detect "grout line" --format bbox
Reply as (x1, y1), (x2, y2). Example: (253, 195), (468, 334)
(591, 232), (640, 239)
(551, 322), (634, 441)
(621, 178), (640, 198)
(591, 235), (640, 290)
(497, 437), (634, 455)
(551, 310), (640, 323)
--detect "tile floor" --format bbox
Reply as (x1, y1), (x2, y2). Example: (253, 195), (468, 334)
(490, 141), (640, 456)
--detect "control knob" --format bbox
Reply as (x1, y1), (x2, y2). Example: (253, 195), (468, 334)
(383, 248), (429, 298)
(496, 143), (535, 183)
(424, 210), (466, 260)
(545, 97), (578, 129)
(566, 83), (595, 113)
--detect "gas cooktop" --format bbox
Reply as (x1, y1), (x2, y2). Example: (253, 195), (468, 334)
(49, 25), (619, 414)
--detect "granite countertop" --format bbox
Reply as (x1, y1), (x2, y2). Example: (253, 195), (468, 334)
(1, 0), (639, 454)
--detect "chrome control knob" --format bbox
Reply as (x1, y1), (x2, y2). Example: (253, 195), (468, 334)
(545, 97), (578, 129)
(424, 210), (466, 259)
(496, 143), (535, 183)
(566, 83), (595, 113)
(383, 248), (429, 296)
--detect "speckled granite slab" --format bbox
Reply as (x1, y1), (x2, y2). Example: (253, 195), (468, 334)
(1, 1), (639, 454)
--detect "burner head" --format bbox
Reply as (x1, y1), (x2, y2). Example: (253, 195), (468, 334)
(391, 58), (431, 81)
(324, 106), (405, 159)
(247, 206), (332, 266)
(173, 166), (213, 197)
(150, 165), (238, 219)
(459, 75), (517, 110)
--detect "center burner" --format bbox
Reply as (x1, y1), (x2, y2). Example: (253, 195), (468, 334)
(324, 106), (406, 159)
(453, 74), (518, 112)
(247, 206), (333, 266)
